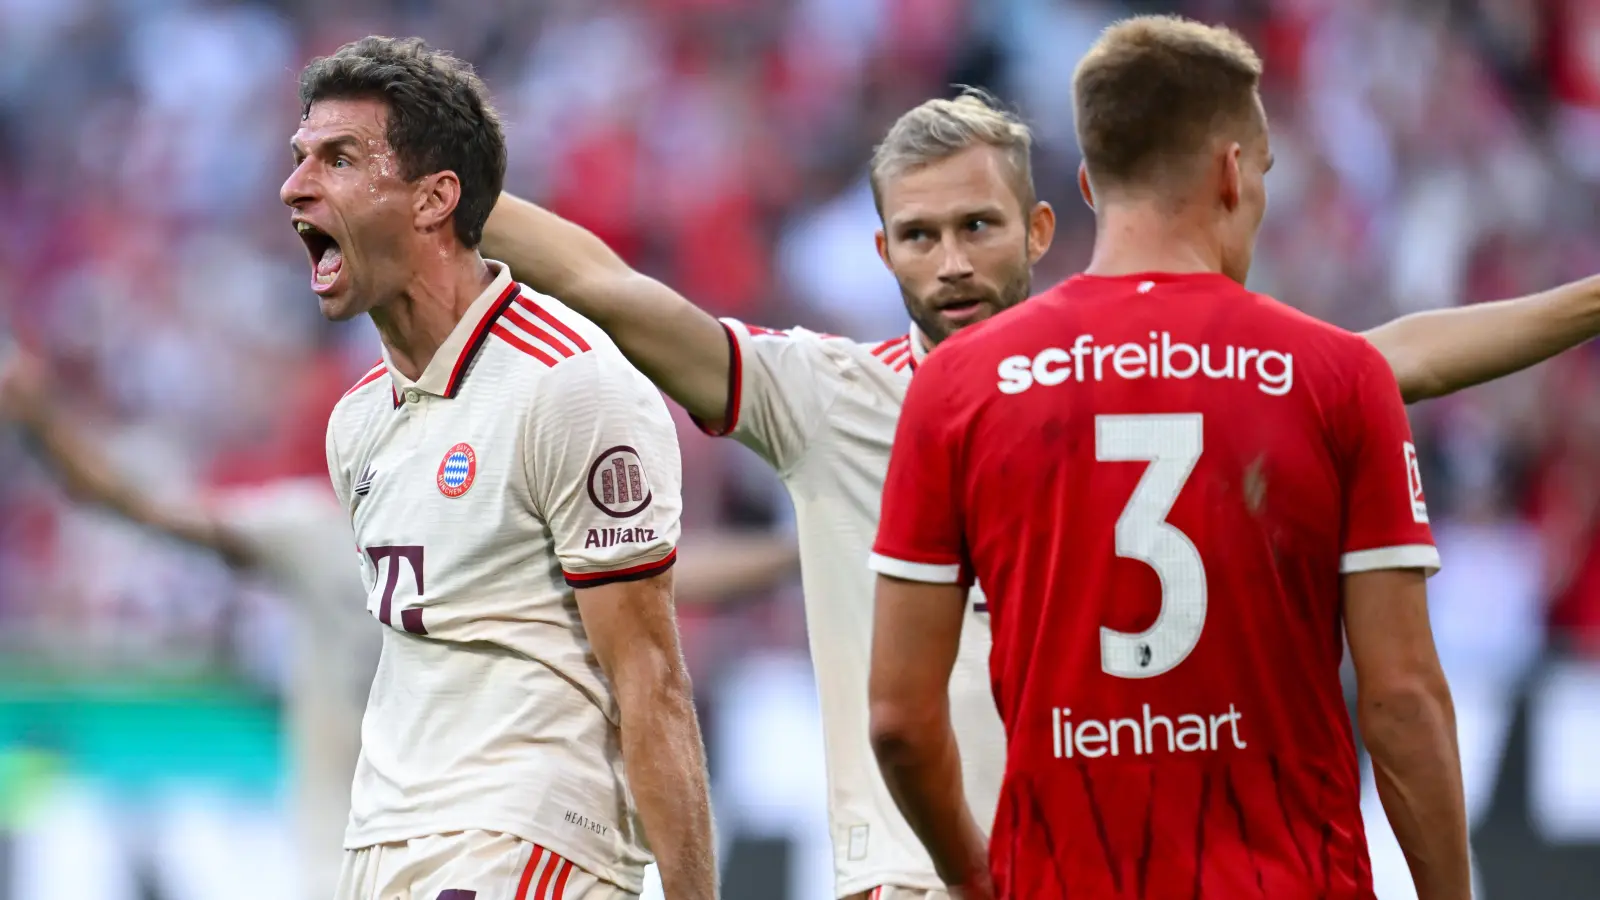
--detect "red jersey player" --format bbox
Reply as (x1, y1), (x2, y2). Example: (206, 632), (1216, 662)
(867, 15), (1469, 900)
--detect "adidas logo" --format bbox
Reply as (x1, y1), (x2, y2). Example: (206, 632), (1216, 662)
(355, 465), (376, 497)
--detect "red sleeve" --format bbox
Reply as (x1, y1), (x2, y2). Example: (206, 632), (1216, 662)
(1337, 341), (1440, 575)
(869, 351), (972, 585)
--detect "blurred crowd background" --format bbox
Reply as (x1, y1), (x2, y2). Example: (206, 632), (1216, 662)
(1, 0), (1600, 897)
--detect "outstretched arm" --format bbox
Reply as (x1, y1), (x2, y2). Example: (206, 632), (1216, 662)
(483, 193), (731, 422)
(0, 351), (249, 565)
(1364, 275), (1600, 403)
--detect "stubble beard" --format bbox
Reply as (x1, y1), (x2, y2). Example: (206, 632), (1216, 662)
(903, 264), (1033, 347)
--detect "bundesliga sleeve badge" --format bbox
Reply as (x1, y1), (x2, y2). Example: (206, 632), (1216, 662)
(437, 442), (478, 498)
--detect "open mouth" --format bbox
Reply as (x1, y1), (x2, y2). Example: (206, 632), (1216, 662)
(295, 220), (344, 293)
(935, 297), (988, 321)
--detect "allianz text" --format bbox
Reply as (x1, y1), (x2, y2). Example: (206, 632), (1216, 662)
(998, 333), (1294, 397)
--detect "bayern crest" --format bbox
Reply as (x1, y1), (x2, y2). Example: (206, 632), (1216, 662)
(436, 442), (478, 498)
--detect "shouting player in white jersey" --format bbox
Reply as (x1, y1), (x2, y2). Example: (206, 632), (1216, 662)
(281, 37), (715, 900)
(481, 89), (1600, 900)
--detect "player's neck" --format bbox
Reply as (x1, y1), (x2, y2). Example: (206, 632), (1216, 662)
(1084, 205), (1224, 280)
(372, 252), (495, 382)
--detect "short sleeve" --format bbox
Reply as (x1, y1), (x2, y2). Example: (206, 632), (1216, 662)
(690, 319), (843, 471)
(868, 351), (971, 585)
(527, 352), (683, 588)
(1337, 341), (1441, 575)
(325, 417), (352, 515)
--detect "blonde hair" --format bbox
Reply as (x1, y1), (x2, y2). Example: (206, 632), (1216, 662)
(1073, 15), (1263, 190)
(869, 87), (1036, 215)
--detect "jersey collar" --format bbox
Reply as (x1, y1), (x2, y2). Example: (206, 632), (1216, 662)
(909, 325), (931, 371)
(385, 261), (519, 401)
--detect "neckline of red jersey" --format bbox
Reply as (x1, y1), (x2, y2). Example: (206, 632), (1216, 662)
(1070, 270), (1238, 287)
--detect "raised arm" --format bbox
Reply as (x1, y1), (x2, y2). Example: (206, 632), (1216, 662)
(1344, 568), (1469, 900)
(0, 350), (249, 566)
(575, 572), (717, 900)
(1364, 275), (1600, 403)
(483, 193), (731, 421)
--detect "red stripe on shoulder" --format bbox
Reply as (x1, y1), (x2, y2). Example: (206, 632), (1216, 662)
(880, 345), (911, 369)
(517, 295), (592, 353)
(502, 305), (576, 359)
(746, 324), (788, 338)
(342, 363), (387, 398)
(492, 325), (561, 367)
(872, 335), (910, 358)
(563, 550), (678, 588)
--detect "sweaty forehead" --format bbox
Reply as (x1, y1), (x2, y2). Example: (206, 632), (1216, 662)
(293, 97), (390, 150)
(883, 146), (1019, 226)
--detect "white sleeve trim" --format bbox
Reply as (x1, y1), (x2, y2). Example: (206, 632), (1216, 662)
(868, 552), (964, 584)
(1340, 544), (1441, 576)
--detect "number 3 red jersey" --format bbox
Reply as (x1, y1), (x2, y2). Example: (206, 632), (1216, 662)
(870, 272), (1439, 900)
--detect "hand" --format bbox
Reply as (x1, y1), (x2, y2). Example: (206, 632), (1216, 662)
(0, 345), (49, 424)
(950, 882), (997, 900)
(949, 870), (997, 900)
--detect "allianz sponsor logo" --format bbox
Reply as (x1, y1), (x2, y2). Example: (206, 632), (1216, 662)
(998, 333), (1294, 397)
(584, 526), (656, 549)
(1051, 703), (1247, 760)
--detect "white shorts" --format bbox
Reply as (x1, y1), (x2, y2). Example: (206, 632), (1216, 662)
(336, 830), (636, 900)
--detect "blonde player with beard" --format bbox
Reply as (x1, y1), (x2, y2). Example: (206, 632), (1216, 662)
(483, 89), (1600, 900)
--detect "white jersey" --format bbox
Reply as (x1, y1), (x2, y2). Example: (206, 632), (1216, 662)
(324, 263), (682, 893)
(694, 320), (1004, 896)
(207, 479), (377, 900)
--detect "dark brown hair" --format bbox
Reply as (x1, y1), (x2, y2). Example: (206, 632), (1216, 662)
(299, 36), (506, 247)
(1073, 16), (1263, 191)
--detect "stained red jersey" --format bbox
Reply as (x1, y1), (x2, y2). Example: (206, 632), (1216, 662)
(870, 272), (1439, 900)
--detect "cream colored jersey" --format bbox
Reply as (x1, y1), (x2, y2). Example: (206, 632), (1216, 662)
(325, 263), (682, 894)
(694, 320), (1004, 896)
(207, 479), (377, 900)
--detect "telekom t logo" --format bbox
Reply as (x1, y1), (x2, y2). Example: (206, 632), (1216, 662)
(366, 545), (428, 635)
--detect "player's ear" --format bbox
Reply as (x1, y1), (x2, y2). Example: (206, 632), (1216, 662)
(1077, 163), (1095, 211)
(1026, 201), (1055, 265)
(875, 227), (893, 270)
(1220, 143), (1243, 213)
(414, 170), (463, 236)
